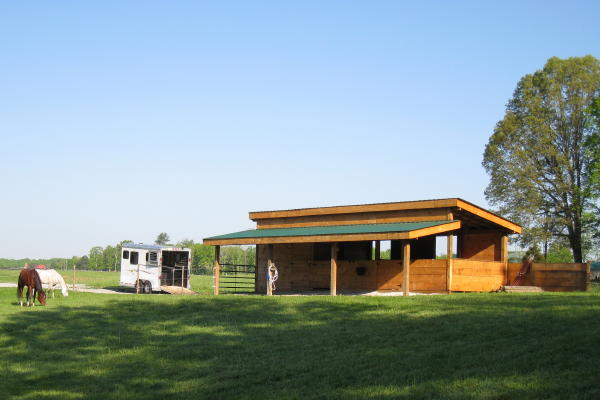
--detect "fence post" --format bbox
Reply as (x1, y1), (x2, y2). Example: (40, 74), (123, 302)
(214, 246), (221, 296)
(586, 261), (591, 291)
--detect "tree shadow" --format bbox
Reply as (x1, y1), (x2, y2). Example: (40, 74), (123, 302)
(1, 293), (600, 399)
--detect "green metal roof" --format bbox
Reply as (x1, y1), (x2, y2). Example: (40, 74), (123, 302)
(204, 220), (455, 241)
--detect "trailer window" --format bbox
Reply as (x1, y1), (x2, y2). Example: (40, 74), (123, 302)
(122, 250), (129, 259)
(130, 251), (139, 265)
(147, 251), (158, 265)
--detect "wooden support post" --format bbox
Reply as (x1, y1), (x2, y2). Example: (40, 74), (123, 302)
(447, 235), (453, 293)
(375, 241), (381, 261)
(254, 245), (259, 293)
(501, 235), (509, 285)
(213, 246), (220, 296)
(586, 261), (592, 291)
(402, 240), (410, 297)
(330, 243), (338, 296)
(267, 244), (273, 296)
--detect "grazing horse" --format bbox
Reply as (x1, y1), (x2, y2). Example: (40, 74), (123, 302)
(36, 269), (69, 298)
(17, 269), (47, 307)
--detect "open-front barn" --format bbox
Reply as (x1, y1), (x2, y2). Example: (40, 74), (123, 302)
(204, 198), (589, 295)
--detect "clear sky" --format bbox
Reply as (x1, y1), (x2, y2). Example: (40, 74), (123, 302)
(1, 1), (599, 258)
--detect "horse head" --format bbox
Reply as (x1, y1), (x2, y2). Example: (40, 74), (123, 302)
(38, 290), (47, 306)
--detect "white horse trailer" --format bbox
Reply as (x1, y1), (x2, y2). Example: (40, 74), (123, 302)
(120, 243), (192, 293)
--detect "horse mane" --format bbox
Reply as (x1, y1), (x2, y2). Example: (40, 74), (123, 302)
(53, 270), (69, 295)
(33, 270), (45, 293)
(54, 270), (67, 287)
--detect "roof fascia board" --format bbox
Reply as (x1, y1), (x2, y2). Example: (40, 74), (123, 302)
(249, 199), (458, 220)
(455, 199), (522, 233)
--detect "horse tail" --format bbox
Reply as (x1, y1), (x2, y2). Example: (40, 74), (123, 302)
(17, 271), (23, 300)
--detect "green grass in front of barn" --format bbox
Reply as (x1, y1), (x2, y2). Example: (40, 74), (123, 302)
(1, 285), (600, 399)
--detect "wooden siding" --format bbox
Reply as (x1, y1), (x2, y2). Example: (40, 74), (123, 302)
(451, 259), (506, 292)
(409, 259), (447, 292)
(256, 208), (450, 229)
(459, 232), (502, 261)
(256, 245), (588, 294)
(257, 244), (446, 293)
(507, 262), (589, 291)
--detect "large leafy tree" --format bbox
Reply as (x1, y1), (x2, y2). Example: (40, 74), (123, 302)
(483, 55), (600, 262)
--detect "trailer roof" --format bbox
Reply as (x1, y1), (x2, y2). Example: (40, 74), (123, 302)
(122, 243), (190, 251)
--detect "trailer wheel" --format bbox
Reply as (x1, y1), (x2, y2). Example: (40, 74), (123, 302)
(142, 281), (152, 294)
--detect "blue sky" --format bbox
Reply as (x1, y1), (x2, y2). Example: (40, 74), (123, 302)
(1, 1), (599, 258)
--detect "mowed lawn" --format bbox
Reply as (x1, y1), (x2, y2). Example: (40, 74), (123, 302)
(1, 286), (600, 399)
(0, 269), (214, 294)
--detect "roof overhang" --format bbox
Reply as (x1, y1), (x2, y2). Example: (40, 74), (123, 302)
(248, 198), (522, 234)
(203, 220), (461, 246)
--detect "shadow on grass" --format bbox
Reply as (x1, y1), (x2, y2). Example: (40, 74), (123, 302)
(1, 293), (600, 399)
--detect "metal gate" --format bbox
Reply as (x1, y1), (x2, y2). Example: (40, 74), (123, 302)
(219, 263), (256, 294)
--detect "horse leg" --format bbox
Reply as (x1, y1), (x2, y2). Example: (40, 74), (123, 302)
(17, 285), (23, 306)
(25, 287), (30, 306)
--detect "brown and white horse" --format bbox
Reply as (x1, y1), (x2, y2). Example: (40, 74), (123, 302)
(17, 269), (47, 306)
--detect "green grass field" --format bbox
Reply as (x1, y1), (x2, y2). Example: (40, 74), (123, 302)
(1, 279), (600, 399)
(0, 269), (215, 294)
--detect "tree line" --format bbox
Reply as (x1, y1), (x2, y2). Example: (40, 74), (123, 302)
(0, 233), (255, 275)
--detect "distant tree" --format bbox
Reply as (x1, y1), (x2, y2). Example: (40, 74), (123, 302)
(191, 243), (215, 274)
(546, 241), (574, 263)
(483, 56), (600, 262)
(102, 246), (117, 271)
(523, 245), (544, 262)
(77, 255), (89, 269)
(89, 246), (104, 270)
(221, 246), (255, 266)
(155, 233), (170, 245)
(379, 249), (391, 260)
(114, 240), (131, 271)
(177, 239), (195, 248)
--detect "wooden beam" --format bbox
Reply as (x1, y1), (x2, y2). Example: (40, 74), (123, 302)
(255, 208), (450, 229)
(213, 246), (220, 296)
(402, 241), (410, 297)
(330, 243), (338, 296)
(447, 235), (453, 292)
(375, 240), (381, 261)
(203, 221), (461, 246)
(250, 199), (459, 220)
